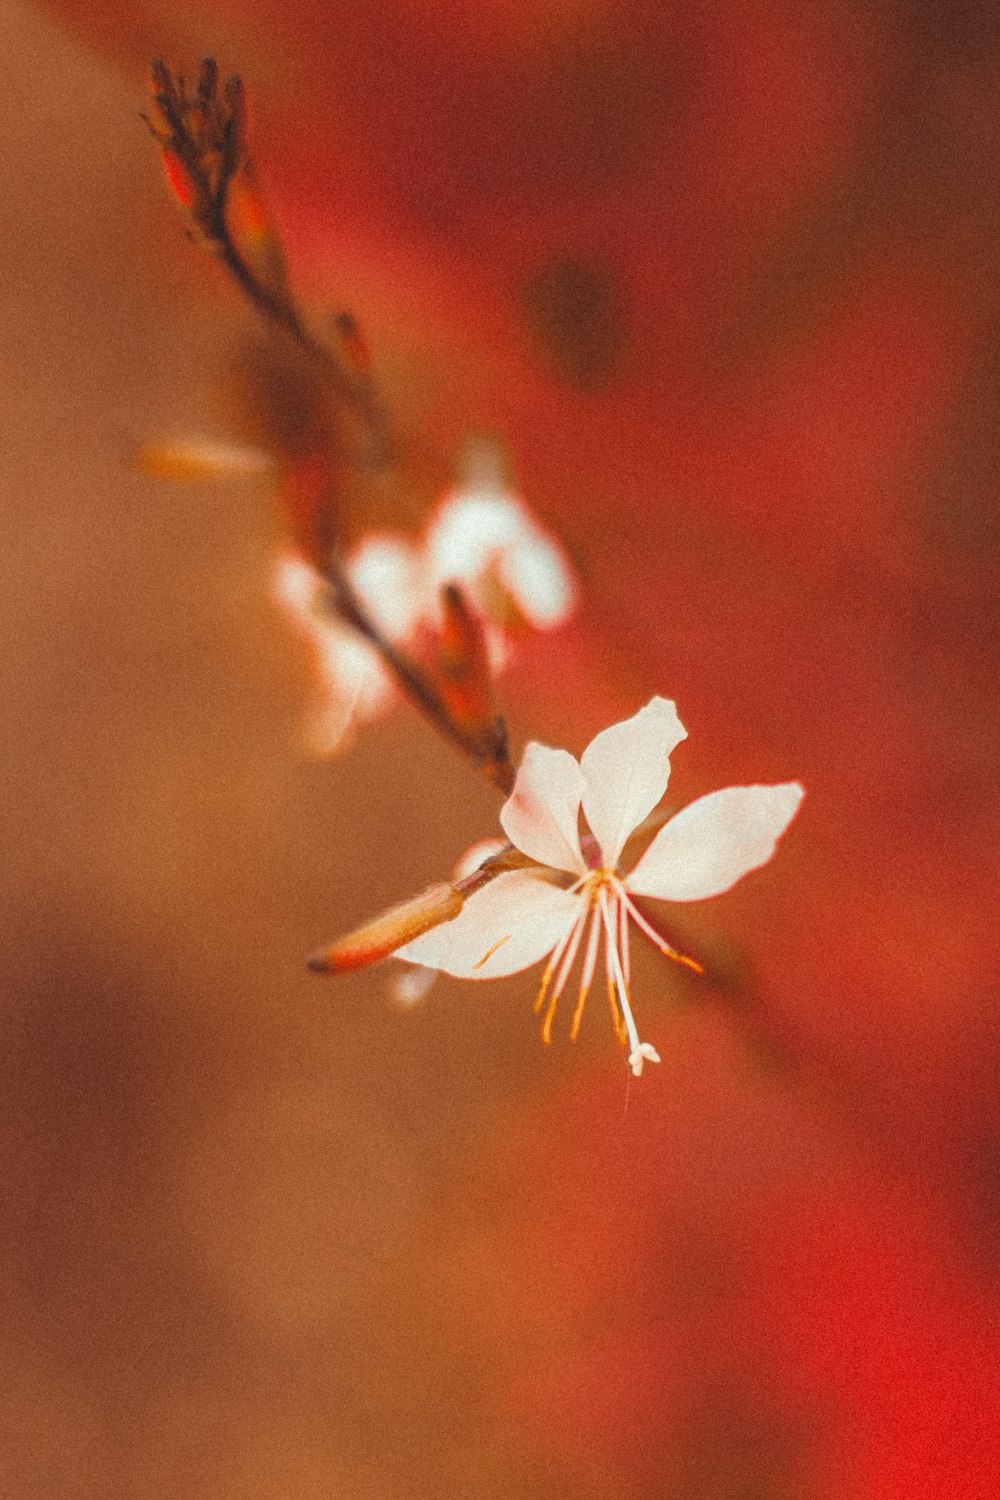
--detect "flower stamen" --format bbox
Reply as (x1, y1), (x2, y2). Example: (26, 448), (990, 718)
(570, 901), (603, 1041)
(598, 888), (630, 1046)
(533, 956), (556, 1016)
(606, 980), (629, 1045)
(538, 877), (607, 1046)
(618, 886), (631, 988)
(550, 897), (591, 1002)
(534, 899), (588, 1034)
(623, 891), (704, 974)
(540, 985), (560, 1047)
(474, 933), (513, 969)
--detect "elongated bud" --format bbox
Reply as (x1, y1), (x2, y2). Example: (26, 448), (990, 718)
(280, 453), (339, 568)
(136, 438), (277, 482)
(193, 59), (219, 155)
(221, 72), (246, 171)
(433, 583), (513, 790)
(227, 158), (293, 305)
(229, 164), (282, 251)
(307, 882), (463, 974)
(334, 312), (372, 378)
(437, 583), (494, 731)
(160, 147), (198, 210)
(146, 58), (249, 242)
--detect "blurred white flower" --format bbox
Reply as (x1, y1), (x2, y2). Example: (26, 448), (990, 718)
(274, 544), (401, 755)
(274, 479), (577, 754)
(424, 488), (576, 631)
(397, 699), (804, 1076)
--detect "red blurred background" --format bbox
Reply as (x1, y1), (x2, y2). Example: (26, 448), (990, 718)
(3, 0), (1000, 1495)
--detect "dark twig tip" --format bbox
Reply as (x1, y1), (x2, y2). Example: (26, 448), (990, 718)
(198, 56), (218, 96)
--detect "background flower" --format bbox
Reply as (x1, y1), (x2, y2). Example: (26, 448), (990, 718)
(274, 473), (576, 753)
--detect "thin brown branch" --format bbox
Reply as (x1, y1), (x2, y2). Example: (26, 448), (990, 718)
(212, 238), (390, 468)
(147, 58), (515, 795)
(319, 562), (515, 794)
(147, 59), (389, 468)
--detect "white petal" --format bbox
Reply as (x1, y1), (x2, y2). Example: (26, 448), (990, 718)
(424, 491), (523, 584)
(316, 631), (389, 712)
(580, 698), (687, 868)
(273, 550), (324, 621)
(303, 633), (392, 754)
(625, 783), (805, 902)
(274, 553), (392, 754)
(348, 534), (426, 639)
(396, 871), (583, 978)
(499, 532), (577, 628)
(387, 962), (438, 1008)
(302, 691), (358, 756)
(499, 743), (586, 873)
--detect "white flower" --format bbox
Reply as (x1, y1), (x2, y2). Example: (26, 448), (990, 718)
(424, 487), (576, 631)
(397, 699), (804, 1076)
(273, 542), (403, 754)
(274, 484), (577, 754)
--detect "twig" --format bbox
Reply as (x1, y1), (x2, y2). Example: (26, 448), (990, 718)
(146, 59), (388, 465)
(146, 58), (515, 796)
(320, 562), (514, 793)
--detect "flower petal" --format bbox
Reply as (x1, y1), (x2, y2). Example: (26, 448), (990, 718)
(580, 698), (687, 868)
(349, 534), (426, 639)
(625, 782), (805, 902)
(424, 490), (523, 584)
(396, 871), (583, 978)
(498, 530), (577, 629)
(499, 743), (586, 873)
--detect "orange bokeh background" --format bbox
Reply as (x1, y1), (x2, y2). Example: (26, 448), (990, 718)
(3, 0), (1000, 1495)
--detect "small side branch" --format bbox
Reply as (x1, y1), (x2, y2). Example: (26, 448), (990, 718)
(321, 561), (515, 794)
(146, 59), (388, 466)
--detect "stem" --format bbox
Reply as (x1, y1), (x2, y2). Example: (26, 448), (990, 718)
(320, 560), (515, 795)
(149, 60), (515, 795)
(211, 227), (390, 470)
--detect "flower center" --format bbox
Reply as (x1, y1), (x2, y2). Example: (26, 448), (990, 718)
(532, 868), (647, 1067)
(533, 868), (702, 1076)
